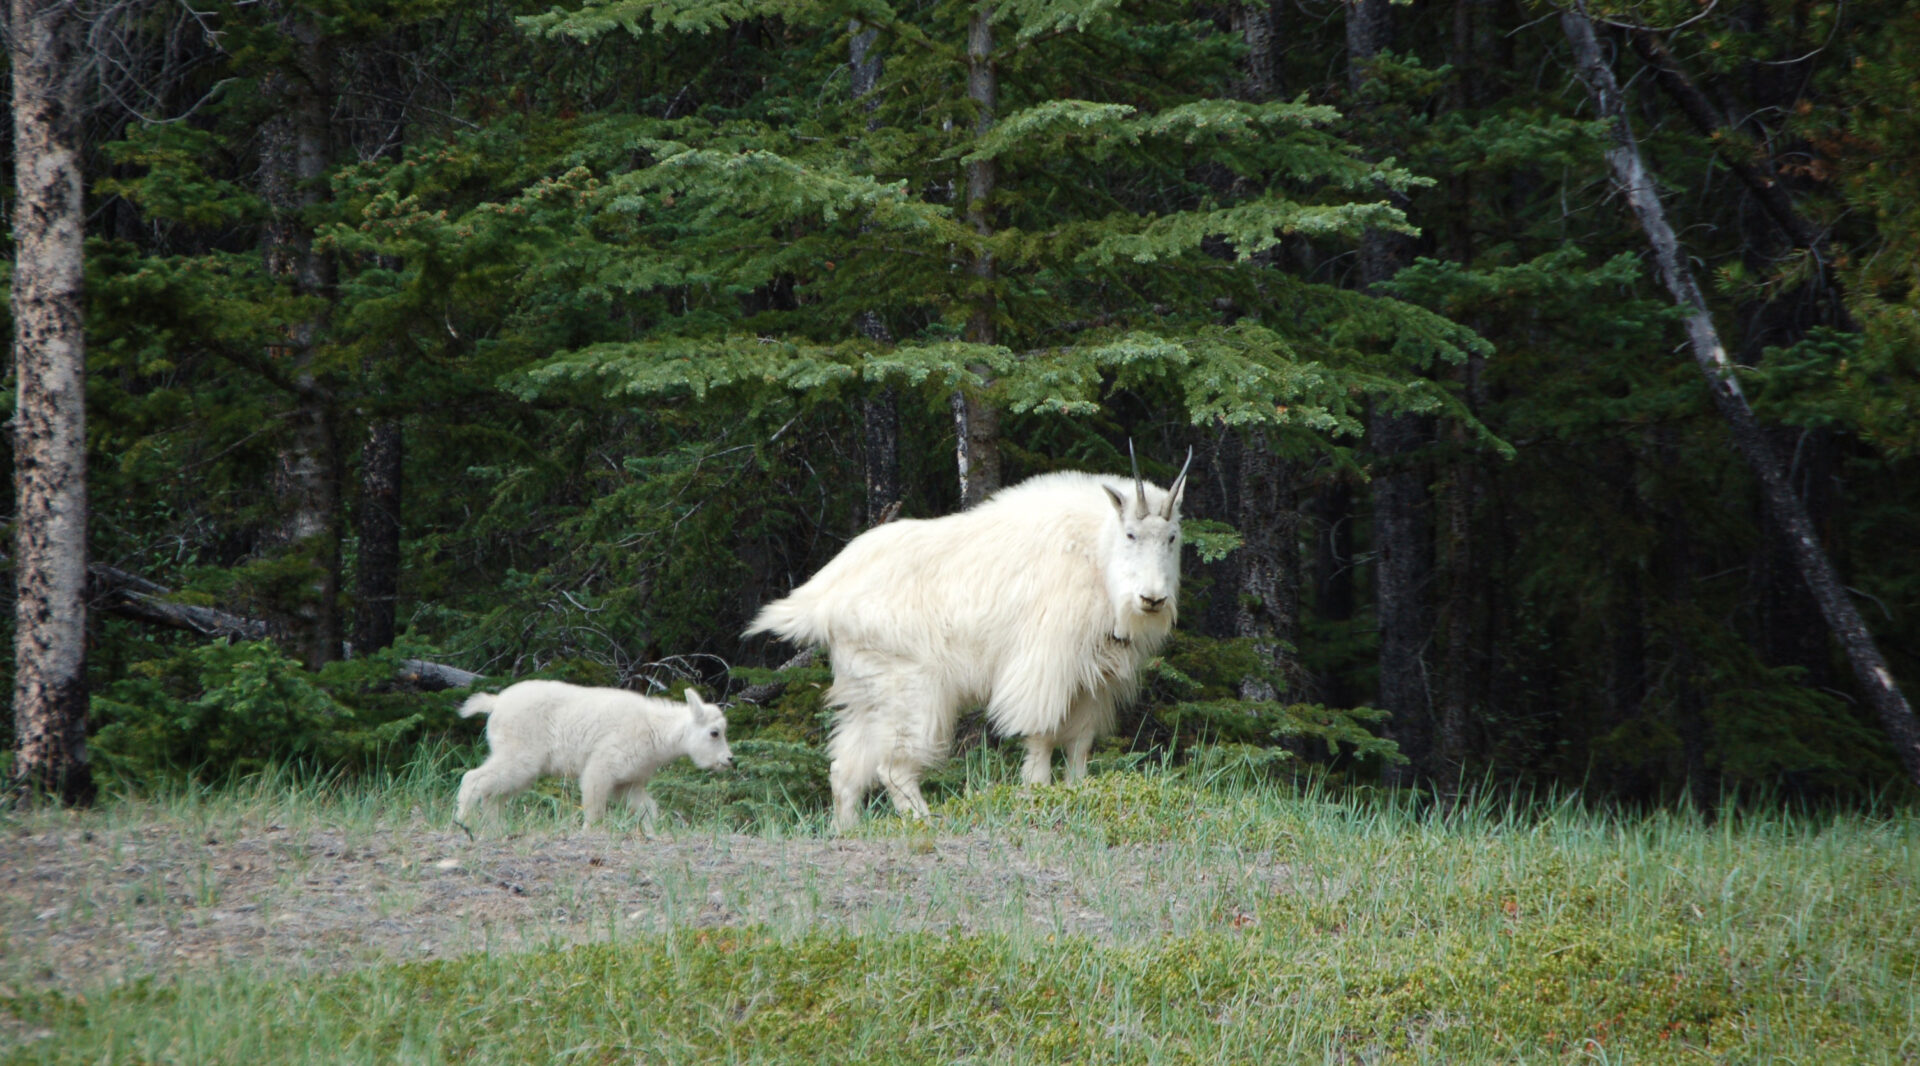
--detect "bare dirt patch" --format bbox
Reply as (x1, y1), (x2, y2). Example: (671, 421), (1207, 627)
(0, 811), (1293, 999)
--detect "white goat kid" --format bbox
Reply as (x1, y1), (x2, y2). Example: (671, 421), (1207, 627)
(747, 448), (1191, 830)
(454, 680), (733, 829)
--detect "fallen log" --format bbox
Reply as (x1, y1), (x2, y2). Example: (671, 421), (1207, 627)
(88, 564), (271, 642)
(731, 647), (818, 705)
(86, 563), (484, 690)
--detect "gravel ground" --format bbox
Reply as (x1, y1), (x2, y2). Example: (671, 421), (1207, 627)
(0, 808), (1296, 1005)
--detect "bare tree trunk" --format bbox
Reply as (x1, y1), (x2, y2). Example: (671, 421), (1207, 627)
(955, 0), (1002, 508)
(1656, 427), (1712, 806)
(1563, 1), (1920, 788)
(1310, 478), (1357, 707)
(1349, 0), (1435, 783)
(349, 37), (413, 658)
(260, 19), (341, 670)
(1234, 433), (1308, 701)
(1436, 428), (1479, 773)
(1371, 410), (1435, 783)
(1604, 449), (1650, 798)
(1223, 13), (1306, 704)
(352, 419), (403, 653)
(1626, 24), (1850, 696)
(851, 24), (901, 524)
(1232, 0), (1278, 101)
(858, 319), (902, 525)
(9, 0), (95, 805)
(1435, 0), (1484, 778)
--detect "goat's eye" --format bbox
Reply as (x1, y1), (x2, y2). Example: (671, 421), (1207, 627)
(709, 729), (720, 738)
(1168, 534), (1177, 545)
(1126, 532), (1136, 541)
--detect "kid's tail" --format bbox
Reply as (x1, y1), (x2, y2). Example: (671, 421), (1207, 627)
(458, 692), (498, 718)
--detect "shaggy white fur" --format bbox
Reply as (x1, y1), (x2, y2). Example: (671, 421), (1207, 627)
(454, 681), (732, 829)
(747, 456), (1189, 830)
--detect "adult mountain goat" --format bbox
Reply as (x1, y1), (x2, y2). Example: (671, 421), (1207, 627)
(747, 449), (1192, 830)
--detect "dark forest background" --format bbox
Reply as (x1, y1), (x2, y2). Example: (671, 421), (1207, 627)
(5, 0), (1917, 805)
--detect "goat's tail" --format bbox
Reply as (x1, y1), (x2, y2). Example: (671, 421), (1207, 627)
(742, 591), (830, 648)
(457, 692), (498, 718)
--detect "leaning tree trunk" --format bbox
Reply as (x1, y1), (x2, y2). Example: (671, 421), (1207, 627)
(1349, 0), (1436, 783)
(9, 0), (95, 806)
(1562, 1), (1920, 788)
(954, 0), (1002, 508)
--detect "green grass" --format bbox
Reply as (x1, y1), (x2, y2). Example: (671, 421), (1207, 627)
(3, 752), (1918, 1063)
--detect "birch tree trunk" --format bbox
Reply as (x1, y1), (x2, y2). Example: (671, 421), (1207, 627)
(9, 0), (95, 805)
(955, 0), (1002, 508)
(1562, 1), (1920, 788)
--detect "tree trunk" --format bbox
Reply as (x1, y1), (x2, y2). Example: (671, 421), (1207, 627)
(1656, 427), (1712, 806)
(1349, 0), (1435, 783)
(350, 36), (415, 658)
(1563, 0), (1920, 788)
(955, 0), (1002, 508)
(1232, 0), (1278, 101)
(1436, 429), (1480, 773)
(1435, 0), (1484, 776)
(1605, 449), (1650, 798)
(851, 25), (902, 524)
(1630, 25), (1854, 696)
(1309, 478), (1357, 707)
(1371, 409), (1435, 782)
(260, 20), (342, 670)
(89, 564), (270, 642)
(352, 419), (403, 653)
(9, 0), (95, 806)
(1234, 433), (1307, 701)
(1216, 1), (1307, 705)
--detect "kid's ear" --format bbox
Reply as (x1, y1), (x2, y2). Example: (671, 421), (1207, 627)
(684, 688), (708, 717)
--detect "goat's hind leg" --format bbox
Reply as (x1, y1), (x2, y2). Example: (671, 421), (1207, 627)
(456, 756), (538, 823)
(617, 780), (661, 830)
(881, 667), (955, 822)
(827, 713), (884, 832)
(878, 755), (931, 822)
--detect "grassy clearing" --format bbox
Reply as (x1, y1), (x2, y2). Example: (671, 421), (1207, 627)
(3, 751), (1918, 1063)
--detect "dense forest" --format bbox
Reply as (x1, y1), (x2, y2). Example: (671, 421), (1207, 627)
(5, 0), (1918, 807)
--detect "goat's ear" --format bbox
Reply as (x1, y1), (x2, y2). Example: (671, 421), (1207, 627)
(1161, 446), (1193, 520)
(1102, 484), (1127, 518)
(684, 688), (709, 719)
